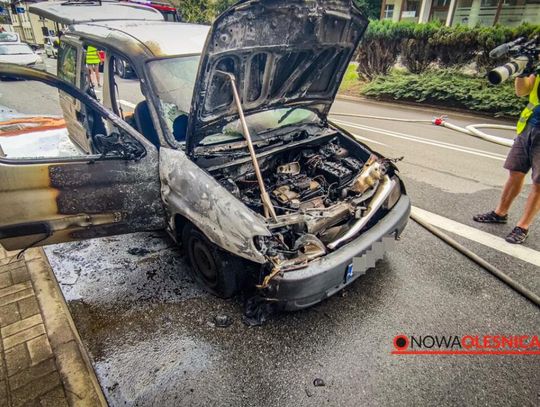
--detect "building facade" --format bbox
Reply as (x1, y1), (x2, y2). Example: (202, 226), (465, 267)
(7, 1), (56, 45)
(381, 0), (540, 27)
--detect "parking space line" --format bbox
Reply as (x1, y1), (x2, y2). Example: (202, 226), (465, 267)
(331, 119), (507, 161)
(411, 206), (540, 267)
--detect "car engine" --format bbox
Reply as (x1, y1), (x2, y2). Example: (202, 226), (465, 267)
(213, 136), (399, 280)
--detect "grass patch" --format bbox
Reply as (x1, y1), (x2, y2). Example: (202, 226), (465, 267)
(339, 63), (366, 95)
(357, 69), (526, 116)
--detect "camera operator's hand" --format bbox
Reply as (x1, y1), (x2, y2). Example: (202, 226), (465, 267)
(517, 55), (535, 77)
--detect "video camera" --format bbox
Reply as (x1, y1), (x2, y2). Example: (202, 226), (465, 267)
(487, 36), (539, 85)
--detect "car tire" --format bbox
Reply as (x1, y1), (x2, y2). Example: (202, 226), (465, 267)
(182, 224), (244, 298)
(116, 59), (127, 79)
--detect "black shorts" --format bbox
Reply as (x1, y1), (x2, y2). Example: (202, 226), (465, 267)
(504, 124), (540, 184)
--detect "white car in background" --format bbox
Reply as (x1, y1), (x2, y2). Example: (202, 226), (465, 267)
(0, 43), (46, 72)
(0, 32), (21, 43)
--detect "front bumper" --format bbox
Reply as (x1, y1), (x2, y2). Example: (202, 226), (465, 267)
(265, 195), (411, 311)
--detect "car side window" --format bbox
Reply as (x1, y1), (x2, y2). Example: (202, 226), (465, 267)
(58, 43), (77, 85)
(0, 77), (144, 161)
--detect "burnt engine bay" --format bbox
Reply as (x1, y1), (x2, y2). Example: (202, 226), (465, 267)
(211, 134), (400, 273)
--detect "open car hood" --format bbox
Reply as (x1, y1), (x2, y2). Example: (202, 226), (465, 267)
(186, 0), (367, 153)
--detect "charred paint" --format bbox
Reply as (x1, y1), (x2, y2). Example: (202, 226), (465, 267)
(49, 156), (165, 232)
(0, 65), (166, 250)
(160, 147), (270, 264)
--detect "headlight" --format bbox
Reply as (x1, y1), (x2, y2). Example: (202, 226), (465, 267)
(383, 177), (402, 210)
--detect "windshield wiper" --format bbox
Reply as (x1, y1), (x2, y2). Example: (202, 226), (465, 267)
(277, 107), (297, 124)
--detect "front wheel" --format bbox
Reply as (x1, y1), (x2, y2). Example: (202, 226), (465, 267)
(182, 224), (245, 298)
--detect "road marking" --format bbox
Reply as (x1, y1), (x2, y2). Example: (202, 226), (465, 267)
(411, 206), (540, 267)
(331, 119), (506, 161)
(88, 91), (135, 109)
(349, 132), (388, 146)
(119, 99), (136, 109)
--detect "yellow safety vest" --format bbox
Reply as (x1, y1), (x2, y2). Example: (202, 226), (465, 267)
(86, 46), (100, 65)
(517, 75), (539, 134)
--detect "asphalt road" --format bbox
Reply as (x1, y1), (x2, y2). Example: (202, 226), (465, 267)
(1, 56), (539, 406)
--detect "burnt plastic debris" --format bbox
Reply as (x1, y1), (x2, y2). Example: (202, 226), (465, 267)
(242, 295), (275, 327)
(127, 247), (151, 256)
(313, 378), (325, 387)
(213, 314), (233, 328)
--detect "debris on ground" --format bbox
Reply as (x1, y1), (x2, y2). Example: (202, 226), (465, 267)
(128, 247), (151, 256)
(242, 295), (275, 327)
(213, 315), (233, 328)
(313, 378), (325, 387)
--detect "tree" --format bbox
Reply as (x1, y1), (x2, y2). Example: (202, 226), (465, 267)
(354, 0), (382, 20)
(171, 0), (236, 24)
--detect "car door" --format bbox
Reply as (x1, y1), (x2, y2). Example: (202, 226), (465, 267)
(0, 64), (166, 251)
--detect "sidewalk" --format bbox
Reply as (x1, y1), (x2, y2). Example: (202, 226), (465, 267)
(0, 246), (106, 407)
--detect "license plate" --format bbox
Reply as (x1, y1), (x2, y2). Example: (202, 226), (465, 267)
(344, 263), (354, 283)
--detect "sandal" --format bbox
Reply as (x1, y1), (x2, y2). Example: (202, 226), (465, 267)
(505, 227), (528, 244)
(473, 211), (508, 224)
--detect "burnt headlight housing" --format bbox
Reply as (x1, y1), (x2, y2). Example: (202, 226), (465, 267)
(382, 177), (401, 210)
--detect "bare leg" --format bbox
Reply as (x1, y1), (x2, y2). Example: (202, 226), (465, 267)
(93, 65), (100, 86)
(516, 183), (540, 229)
(87, 66), (94, 86)
(495, 171), (526, 216)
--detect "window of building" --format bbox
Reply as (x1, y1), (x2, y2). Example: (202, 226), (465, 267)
(23, 27), (32, 41)
(384, 4), (395, 18)
(401, 0), (421, 20)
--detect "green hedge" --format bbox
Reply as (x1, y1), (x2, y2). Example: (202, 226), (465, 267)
(356, 20), (540, 79)
(361, 69), (526, 117)
(171, 0), (236, 23)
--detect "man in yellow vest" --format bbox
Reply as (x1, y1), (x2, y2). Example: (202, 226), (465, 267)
(86, 45), (101, 87)
(474, 70), (539, 244)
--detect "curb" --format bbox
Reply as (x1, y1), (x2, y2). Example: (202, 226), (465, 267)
(25, 248), (107, 407)
(335, 94), (515, 124)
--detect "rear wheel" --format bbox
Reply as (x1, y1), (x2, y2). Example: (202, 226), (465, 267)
(182, 224), (245, 298)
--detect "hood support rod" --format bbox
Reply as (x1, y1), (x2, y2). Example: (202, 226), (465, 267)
(216, 70), (277, 221)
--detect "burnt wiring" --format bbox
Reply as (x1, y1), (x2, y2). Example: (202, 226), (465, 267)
(16, 224), (52, 260)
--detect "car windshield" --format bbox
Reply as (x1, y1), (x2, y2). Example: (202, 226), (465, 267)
(0, 33), (18, 42)
(199, 108), (319, 146)
(147, 55), (200, 139)
(0, 44), (32, 55)
(147, 56), (320, 146)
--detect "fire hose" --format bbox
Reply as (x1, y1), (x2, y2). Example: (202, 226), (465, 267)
(330, 112), (539, 308)
(331, 112), (515, 147)
(411, 211), (540, 308)
(432, 117), (515, 148)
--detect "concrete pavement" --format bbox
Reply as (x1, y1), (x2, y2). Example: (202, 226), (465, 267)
(0, 247), (106, 407)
